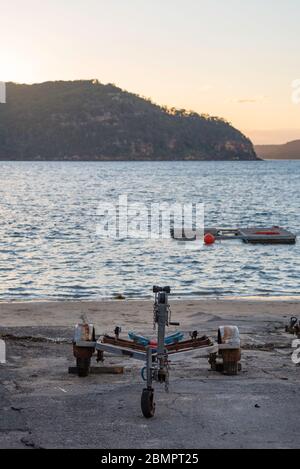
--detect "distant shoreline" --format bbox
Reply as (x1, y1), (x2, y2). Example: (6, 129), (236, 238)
(255, 140), (300, 160)
(0, 158), (266, 162)
(1, 295), (300, 305)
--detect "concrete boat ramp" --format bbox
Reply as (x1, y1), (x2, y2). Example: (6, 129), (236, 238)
(0, 299), (300, 449)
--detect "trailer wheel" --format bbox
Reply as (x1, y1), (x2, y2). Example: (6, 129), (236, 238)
(141, 389), (155, 418)
(76, 357), (91, 377)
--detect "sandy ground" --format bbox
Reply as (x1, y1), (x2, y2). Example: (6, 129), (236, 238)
(0, 298), (300, 449)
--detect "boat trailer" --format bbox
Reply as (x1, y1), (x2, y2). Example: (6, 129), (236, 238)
(72, 286), (242, 418)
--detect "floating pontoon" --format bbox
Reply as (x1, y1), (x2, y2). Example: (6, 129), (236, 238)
(171, 226), (297, 244)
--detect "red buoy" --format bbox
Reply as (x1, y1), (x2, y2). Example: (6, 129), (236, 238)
(204, 233), (216, 245)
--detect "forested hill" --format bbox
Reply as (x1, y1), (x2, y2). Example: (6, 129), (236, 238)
(0, 80), (259, 161)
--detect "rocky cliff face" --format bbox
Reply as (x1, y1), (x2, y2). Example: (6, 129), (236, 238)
(0, 81), (259, 161)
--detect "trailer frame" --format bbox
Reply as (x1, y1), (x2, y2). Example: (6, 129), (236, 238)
(72, 286), (242, 418)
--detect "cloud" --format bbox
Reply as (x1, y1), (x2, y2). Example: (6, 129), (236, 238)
(234, 95), (267, 104)
(198, 85), (214, 92)
(237, 99), (258, 104)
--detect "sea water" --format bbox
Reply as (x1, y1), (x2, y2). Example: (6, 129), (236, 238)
(0, 160), (299, 300)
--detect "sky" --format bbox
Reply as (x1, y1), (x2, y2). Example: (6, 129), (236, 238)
(1, 0), (300, 144)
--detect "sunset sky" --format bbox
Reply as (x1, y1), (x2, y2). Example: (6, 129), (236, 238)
(1, 0), (300, 144)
